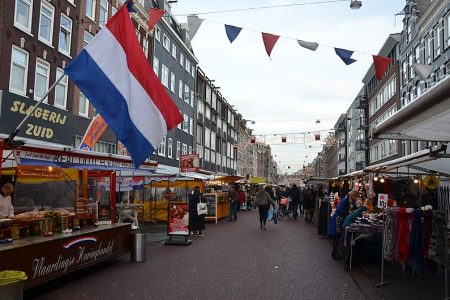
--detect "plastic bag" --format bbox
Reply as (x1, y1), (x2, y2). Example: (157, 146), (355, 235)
(0, 271), (27, 286)
(267, 207), (274, 221)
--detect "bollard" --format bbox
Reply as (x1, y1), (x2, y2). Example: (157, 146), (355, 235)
(131, 232), (146, 262)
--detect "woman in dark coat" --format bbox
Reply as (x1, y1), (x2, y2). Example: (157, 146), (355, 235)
(189, 186), (205, 236)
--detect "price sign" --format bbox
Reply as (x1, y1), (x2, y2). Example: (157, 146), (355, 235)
(75, 198), (90, 219)
(377, 193), (388, 209)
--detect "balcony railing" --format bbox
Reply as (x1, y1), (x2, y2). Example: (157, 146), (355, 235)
(355, 139), (368, 151)
(355, 95), (368, 109)
(356, 117), (369, 130)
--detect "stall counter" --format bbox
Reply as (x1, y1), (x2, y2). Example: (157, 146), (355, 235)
(203, 193), (230, 224)
(0, 223), (131, 289)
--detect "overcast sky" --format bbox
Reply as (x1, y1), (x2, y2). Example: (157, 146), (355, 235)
(171, 0), (405, 174)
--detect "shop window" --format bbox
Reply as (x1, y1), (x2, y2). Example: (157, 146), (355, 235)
(10, 46), (29, 95)
(15, 0), (33, 33)
(99, 0), (108, 28)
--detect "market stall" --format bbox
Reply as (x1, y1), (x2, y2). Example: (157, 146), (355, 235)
(203, 193), (230, 224)
(0, 143), (157, 288)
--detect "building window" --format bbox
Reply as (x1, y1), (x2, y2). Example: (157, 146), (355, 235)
(178, 80), (183, 99)
(158, 136), (166, 156)
(185, 60), (191, 73)
(190, 90), (195, 107)
(414, 45), (420, 64)
(111, 6), (117, 17)
(153, 56), (159, 77)
(84, 30), (94, 46)
(170, 72), (176, 93)
(189, 118), (193, 135)
(10, 46), (29, 95)
(162, 34), (170, 51)
(86, 0), (96, 21)
(191, 65), (196, 78)
(184, 85), (190, 103)
(183, 114), (189, 132)
(14, 0), (33, 33)
(446, 14), (450, 48)
(177, 110), (182, 130)
(176, 141), (181, 160)
(434, 25), (442, 58)
(38, 1), (54, 45)
(155, 26), (161, 41)
(408, 53), (413, 79)
(168, 138), (173, 158)
(196, 125), (203, 144)
(189, 146), (192, 155)
(99, 0), (108, 28)
(142, 38), (149, 58)
(171, 44), (177, 58)
(79, 93), (89, 116)
(59, 14), (72, 56)
(161, 65), (169, 87)
(180, 53), (184, 67)
(182, 143), (187, 155)
(34, 59), (50, 101)
(55, 68), (68, 109)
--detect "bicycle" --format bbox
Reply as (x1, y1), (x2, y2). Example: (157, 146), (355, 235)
(277, 197), (294, 220)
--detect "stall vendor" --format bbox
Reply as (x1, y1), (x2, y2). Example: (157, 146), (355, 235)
(0, 183), (15, 219)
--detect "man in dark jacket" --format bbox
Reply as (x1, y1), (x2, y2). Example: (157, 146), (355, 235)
(228, 186), (239, 221)
(289, 184), (301, 220)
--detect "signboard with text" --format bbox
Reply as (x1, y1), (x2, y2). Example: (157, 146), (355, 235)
(180, 154), (200, 173)
(377, 193), (388, 209)
(0, 90), (73, 145)
(167, 202), (190, 236)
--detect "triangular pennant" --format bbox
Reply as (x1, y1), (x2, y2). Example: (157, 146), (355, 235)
(187, 15), (204, 40)
(297, 40), (319, 51)
(148, 8), (165, 30)
(125, 0), (136, 13)
(262, 32), (280, 58)
(372, 55), (393, 80)
(225, 24), (242, 43)
(334, 48), (356, 65)
(412, 63), (434, 80)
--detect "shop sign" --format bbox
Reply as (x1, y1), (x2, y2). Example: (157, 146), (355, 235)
(180, 154), (200, 173)
(75, 198), (90, 219)
(0, 90), (73, 145)
(167, 202), (189, 235)
(377, 193), (388, 209)
(203, 194), (216, 216)
(13, 149), (155, 171)
(17, 165), (61, 179)
(0, 225), (131, 288)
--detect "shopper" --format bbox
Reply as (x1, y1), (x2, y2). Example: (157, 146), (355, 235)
(0, 183), (15, 219)
(238, 186), (246, 211)
(189, 186), (205, 237)
(228, 186), (239, 221)
(288, 184), (301, 220)
(253, 185), (276, 230)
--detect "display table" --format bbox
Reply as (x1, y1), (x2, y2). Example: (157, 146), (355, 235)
(345, 223), (382, 270)
(116, 203), (144, 229)
(203, 193), (230, 224)
(0, 223), (131, 289)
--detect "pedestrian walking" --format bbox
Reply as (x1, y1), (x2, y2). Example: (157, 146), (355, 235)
(228, 186), (239, 221)
(189, 186), (205, 237)
(253, 185), (276, 230)
(288, 184), (301, 220)
(238, 186), (246, 211)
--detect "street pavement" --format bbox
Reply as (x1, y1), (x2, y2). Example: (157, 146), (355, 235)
(28, 210), (367, 300)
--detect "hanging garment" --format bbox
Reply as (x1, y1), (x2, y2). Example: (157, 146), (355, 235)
(421, 210), (433, 258)
(408, 210), (423, 269)
(384, 208), (397, 261)
(396, 208), (412, 263)
(428, 211), (446, 266)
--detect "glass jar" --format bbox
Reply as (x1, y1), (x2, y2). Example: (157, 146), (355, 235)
(11, 224), (20, 240)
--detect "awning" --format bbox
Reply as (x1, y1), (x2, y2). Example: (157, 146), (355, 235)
(373, 76), (450, 142)
(180, 172), (213, 180)
(213, 175), (244, 184)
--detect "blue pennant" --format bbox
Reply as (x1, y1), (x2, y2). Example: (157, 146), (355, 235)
(335, 48), (356, 65)
(225, 24), (242, 43)
(125, 0), (137, 13)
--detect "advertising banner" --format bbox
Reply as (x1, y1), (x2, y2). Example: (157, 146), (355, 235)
(79, 114), (108, 151)
(180, 154), (200, 173)
(117, 176), (144, 191)
(167, 202), (189, 235)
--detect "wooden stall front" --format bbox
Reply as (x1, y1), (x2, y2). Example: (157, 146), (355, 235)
(203, 193), (230, 224)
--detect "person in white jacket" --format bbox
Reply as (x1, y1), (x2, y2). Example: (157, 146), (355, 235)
(0, 183), (15, 219)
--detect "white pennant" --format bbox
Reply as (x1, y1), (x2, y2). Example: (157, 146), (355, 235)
(412, 63), (433, 80)
(187, 15), (204, 40)
(297, 40), (319, 51)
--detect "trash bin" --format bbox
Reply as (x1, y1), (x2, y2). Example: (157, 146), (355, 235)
(0, 270), (27, 300)
(131, 232), (146, 262)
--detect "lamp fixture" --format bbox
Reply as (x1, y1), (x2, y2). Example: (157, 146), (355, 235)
(373, 173), (379, 182)
(414, 176), (419, 184)
(380, 176), (385, 183)
(350, 0), (362, 10)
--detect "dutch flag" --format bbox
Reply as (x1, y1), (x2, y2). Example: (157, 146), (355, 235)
(65, 5), (183, 168)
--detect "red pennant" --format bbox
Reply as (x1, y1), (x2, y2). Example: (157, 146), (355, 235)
(148, 8), (165, 30)
(262, 32), (280, 58)
(373, 55), (392, 80)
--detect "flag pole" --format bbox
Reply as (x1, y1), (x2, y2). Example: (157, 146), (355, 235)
(5, 72), (66, 145)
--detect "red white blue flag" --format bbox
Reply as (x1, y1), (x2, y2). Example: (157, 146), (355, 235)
(65, 5), (183, 168)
